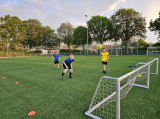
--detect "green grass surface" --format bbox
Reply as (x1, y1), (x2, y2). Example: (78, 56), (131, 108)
(0, 55), (160, 119)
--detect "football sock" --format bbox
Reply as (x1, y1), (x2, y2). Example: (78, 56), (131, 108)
(62, 72), (65, 76)
(69, 72), (72, 77)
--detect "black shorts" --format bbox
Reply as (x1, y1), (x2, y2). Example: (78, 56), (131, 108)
(54, 61), (59, 64)
(63, 64), (72, 69)
(102, 61), (108, 65)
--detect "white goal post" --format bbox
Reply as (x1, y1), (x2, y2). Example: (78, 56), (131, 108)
(129, 58), (158, 89)
(104, 48), (122, 56)
(147, 47), (160, 55)
(85, 58), (159, 119)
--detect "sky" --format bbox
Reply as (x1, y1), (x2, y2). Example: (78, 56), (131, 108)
(0, 0), (160, 43)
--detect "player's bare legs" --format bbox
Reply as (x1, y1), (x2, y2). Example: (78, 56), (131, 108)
(69, 69), (73, 78)
(61, 69), (67, 79)
(103, 64), (107, 74)
(63, 69), (68, 73)
(58, 63), (59, 69)
(103, 65), (106, 71)
(54, 64), (56, 69)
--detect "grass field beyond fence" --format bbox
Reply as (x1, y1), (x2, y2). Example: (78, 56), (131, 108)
(0, 55), (160, 119)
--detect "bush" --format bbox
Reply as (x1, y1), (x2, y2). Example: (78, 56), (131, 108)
(27, 50), (42, 53)
(59, 49), (70, 53)
(60, 49), (80, 53)
(73, 50), (80, 52)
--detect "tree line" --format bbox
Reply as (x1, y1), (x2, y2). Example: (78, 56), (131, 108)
(0, 8), (160, 52)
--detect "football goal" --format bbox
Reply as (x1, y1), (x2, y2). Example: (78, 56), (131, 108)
(128, 58), (158, 89)
(85, 58), (159, 119)
(147, 47), (160, 55)
(105, 48), (122, 56)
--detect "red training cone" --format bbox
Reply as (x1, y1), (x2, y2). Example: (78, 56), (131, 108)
(15, 82), (19, 84)
(28, 111), (36, 116)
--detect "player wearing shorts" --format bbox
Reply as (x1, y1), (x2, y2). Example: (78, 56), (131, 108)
(52, 51), (60, 69)
(61, 54), (74, 80)
(101, 48), (109, 74)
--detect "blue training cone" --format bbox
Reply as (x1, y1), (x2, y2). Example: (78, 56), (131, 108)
(129, 65), (136, 68)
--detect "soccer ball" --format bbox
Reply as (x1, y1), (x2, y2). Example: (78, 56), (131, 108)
(97, 44), (103, 49)
(137, 74), (141, 78)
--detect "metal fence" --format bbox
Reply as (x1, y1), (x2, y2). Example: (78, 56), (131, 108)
(0, 51), (42, 58)
(147, 47), (160, 55)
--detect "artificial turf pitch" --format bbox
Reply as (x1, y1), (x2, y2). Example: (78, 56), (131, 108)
(0, 55), (160, 119)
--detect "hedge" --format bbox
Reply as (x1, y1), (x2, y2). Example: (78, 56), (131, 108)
(27, 50), (42, 53)
(60, 49), (80, 53)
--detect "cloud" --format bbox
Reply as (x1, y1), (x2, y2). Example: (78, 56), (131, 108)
(110, 0), (160, 42)
(0, 0), (126, 29)
(0, 0), (12, 1)
(0, 0), (159, 43)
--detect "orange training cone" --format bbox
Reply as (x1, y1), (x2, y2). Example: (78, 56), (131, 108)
(84, 66), (86, 67)
(28, 111), (36, 116)
(15, 82), (19, 84)
(108, 68), (110, 70)
(2, 77), (6, 79)
(32, 67), (34, 69)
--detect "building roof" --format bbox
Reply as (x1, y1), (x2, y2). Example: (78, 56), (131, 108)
(103, 45), (113, 48)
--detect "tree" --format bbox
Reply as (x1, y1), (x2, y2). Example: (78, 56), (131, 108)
(20, 20), (29, 48)
(26, 19), (43, 50)
(149, 12), (160, 40)
(42, 26), (58, 49)
(87, 15), (112, 44)
(0, 15), (28, 51)
(110, 8), (147, 42)
(137, 39), (149, 49)
(138, 39), (147, 46)
(153, 42), (160, 46)
(10, 16), (24, 51)
(72, 26), (92, 50)
(57, 22), (74, 49)
(0, 15), (11, 48)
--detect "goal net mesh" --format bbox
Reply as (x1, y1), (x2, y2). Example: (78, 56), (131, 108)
(86, 58), (159, 119)
(105, 48), (122, 56)
(88, 65), (146, 119)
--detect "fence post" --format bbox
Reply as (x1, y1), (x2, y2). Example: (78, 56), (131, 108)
(121, 48), (122, 55)
(147, 63), (150, 89)
(156, 58), (159, 75)
(156, 50), (157, 55)
(116, 48), (118, 56)
(116, 79), (120, 119)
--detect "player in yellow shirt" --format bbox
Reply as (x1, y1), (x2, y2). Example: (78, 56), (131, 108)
(101, 48), (110, 74)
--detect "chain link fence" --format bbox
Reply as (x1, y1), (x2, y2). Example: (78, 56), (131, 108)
(147, 47), (160, 55)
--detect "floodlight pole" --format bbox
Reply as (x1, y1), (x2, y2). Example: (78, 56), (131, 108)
(85, 15), (88, 55)
(101, 21), (103, 44)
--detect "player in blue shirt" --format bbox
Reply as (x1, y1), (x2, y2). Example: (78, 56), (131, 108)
(61, 54), (74, 79)
(52, 51), (60, 69)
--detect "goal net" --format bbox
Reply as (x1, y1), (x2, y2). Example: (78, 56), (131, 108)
(147, 47), (160, 55)
(104, 48), (122, 56)
(85, 58), (159, 119)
